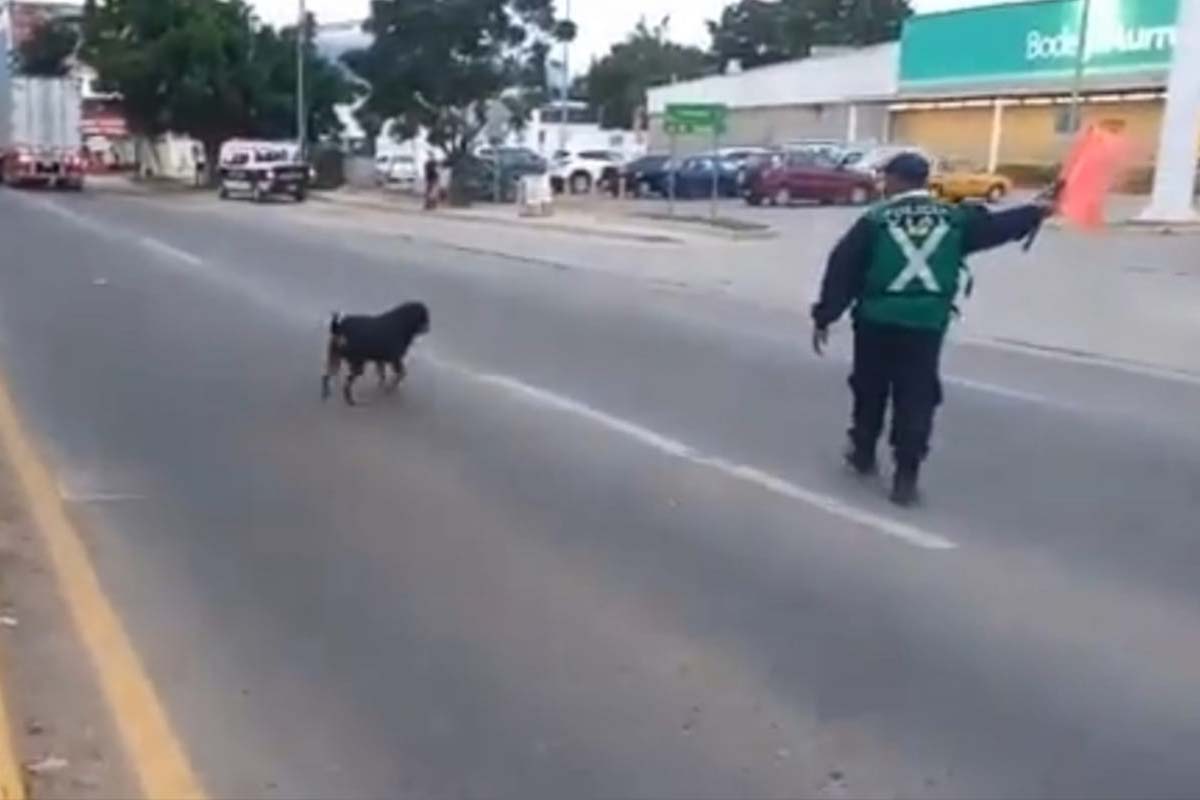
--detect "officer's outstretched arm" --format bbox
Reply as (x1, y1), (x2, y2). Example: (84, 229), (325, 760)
(812, 216), (873, 328)
(962, 204), (1050, 255)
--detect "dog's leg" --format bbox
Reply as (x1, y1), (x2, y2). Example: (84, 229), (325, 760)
(343, 362), (364, 406)
(323, 343), (342, 402)
(375, 361), (388, 388)
(388, 358), (406, 392)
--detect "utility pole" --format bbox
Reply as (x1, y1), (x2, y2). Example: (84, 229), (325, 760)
(558, 0), (571, 152)
(297, 0), (308, 156)
(1066, 0), (1092, 134)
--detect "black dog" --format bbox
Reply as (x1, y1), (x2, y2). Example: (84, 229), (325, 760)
(322, 302), (430, 405)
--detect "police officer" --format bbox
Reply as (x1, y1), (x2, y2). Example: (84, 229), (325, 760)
(811, 153), (1052, 506)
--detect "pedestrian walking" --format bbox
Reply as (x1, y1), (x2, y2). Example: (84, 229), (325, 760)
(811, 153), (1053, 506)
(423, 157), (440, 210)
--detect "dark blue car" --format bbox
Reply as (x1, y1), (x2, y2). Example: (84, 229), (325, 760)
(621, 154), (673, 197)
(671, 154), (741, 199)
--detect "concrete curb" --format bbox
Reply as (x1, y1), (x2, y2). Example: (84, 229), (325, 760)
(311, 191), (692, 245)
(1043, 216), (1200, 236)
(1114, 219), (1200, 235)
(85, 175), (205, 198)
(630, 212), (778, 242)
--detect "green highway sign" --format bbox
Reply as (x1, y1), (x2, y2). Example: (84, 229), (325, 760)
(664, 103), (728, 135)
(900, 0), (1178, 86)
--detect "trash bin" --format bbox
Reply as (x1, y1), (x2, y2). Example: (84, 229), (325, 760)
(518, 174), (554, 217)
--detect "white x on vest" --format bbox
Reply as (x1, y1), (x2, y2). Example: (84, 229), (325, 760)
(885, 222), (950, 293)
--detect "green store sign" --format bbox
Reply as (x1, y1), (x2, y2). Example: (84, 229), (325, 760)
(900, 0), (1179, 86)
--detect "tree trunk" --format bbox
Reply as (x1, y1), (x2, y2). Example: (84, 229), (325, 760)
(445, 140), (474, 207)
(203, 139), (222, 187)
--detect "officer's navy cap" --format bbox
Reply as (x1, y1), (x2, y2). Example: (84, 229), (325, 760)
(882, 152), (930, 184)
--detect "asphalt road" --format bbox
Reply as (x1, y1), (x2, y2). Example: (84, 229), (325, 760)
(1, 186), (1199, 799)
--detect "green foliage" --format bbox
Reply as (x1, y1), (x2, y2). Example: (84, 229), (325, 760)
(17, 17), (79, 77)
(343, 0), (571, 162)
(582, 17), (709, 131)
(81, 0), (355, 167)
(707, 0), (911, 70)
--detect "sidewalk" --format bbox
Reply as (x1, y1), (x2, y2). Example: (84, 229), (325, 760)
(315, 188), (777, 243)
(301, 192), (1200, 377)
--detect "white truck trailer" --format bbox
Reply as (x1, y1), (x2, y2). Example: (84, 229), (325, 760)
(0, 50), (85, 189)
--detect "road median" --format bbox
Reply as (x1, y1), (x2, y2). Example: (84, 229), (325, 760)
(313, 189), (699, 244)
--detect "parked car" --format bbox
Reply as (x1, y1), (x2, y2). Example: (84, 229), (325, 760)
(842, 145), (933, 177)
(780, 139), (847, 164)
(455, 148), (547, 202)
(929, 158), (1013, 203)
(672, 154), (742, 199)
(373, 153), (419, 189)
(716, 146), (774, 190)
(476, 146), (548, 174)
(217, 139), (309, 202)
(550, 149), (622, 194)
(621, 154), (673, 197)
(743, 150), (877, 206)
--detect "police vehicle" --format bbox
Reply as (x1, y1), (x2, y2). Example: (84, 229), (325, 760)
(217, 140), (309, 202)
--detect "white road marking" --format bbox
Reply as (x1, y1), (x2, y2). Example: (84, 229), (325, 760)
(961, 335), (1200, 388)
(941, 375), (1062, 407)
(139, 237), (204, 267)
(426, 355), (957, 552)
(58, 487), (146, 504)
(18, 193), (114, 238)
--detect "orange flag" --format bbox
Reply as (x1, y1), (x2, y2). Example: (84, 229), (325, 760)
(1057, 125), (1132, 229)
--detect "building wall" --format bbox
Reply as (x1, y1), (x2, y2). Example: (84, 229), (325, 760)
(893, 96), (1171, 170)
(644, 43), (898, 155)
(1081, 100), (1165, 164)
(648, 102), (890, 154)
(647, 43), (898, 114)
(891, 107), (995, 164)
(998, 100), (1164, 167)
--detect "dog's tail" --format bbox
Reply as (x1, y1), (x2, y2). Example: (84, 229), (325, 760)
(329, 312), (342, 334)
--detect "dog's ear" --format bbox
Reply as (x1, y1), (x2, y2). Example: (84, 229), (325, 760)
(329, 312), (342, 335)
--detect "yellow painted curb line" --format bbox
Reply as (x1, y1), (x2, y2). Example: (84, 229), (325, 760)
(0, 374), (205, 800)
(0, 651), (24, 800)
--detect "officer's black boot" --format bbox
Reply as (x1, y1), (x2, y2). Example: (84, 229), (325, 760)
(890, 460), (921, 507)
(843, 436), (878, 476)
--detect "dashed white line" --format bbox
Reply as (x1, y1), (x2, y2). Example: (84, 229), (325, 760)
(139, 236), (204, 267)
(942, 375), (1062, 407)
(59, 488), (147, 504)
(428, 355), (958, 552)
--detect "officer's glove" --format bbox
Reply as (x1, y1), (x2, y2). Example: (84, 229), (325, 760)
(812, 324), (829, 356)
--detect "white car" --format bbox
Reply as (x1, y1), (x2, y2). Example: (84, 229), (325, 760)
(550, 149), (622, 194)
(374, 153), (419, 189)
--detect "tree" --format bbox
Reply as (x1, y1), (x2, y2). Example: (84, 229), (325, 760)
(81, 0), (355, 178)
(246, 17), (359, 143)
(707, 0), (911, 71)
(17, 17), (79, 77)
(584, 17), (709, 130)
(811, 0), (912, 48)
(343, 0), (572, 178)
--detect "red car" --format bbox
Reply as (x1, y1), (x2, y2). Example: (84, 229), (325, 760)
(744, 150), (878, 207)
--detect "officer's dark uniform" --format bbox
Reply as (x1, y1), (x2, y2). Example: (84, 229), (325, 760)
(812, 154), (1048, 505)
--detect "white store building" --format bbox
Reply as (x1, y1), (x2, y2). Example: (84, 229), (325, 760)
(646, 43), (899, 154)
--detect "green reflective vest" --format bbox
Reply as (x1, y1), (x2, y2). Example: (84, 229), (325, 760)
(856, 191), (970, 332)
